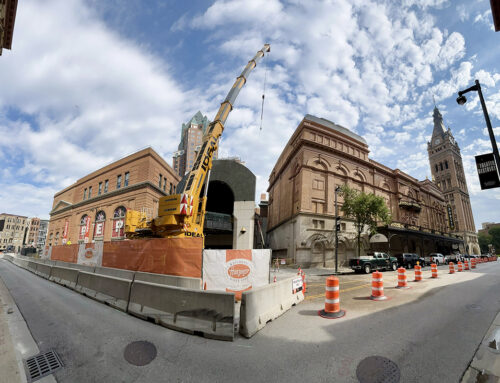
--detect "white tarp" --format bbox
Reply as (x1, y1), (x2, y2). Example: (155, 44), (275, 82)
(77, 242), (103, 266)
(203, 249), (271, 299)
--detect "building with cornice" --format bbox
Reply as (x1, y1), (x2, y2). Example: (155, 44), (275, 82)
(0, 0), (17, 55)
(267, 114), (463, 267)
(47, 148), (180, 245)
(427, 106), (480, 255)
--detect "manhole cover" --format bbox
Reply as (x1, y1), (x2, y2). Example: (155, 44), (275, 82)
(24, 350), (63, 382)
(123, 341), (157, 366)
(356, 356), (400, 383)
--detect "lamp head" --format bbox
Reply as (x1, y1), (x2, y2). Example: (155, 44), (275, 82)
(456, 95), (467, 105)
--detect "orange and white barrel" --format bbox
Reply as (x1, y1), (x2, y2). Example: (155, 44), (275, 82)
(464, 260), (469, 270)
(449, 262), (455, 274)
(414, 265), (422, 282)
(318, 276), (346, 319)
(370, 271), (387, 301)
(471, 258), (476, 269)
(431, 263), (438, 278)
(458, 261), (463, 272)
(396, 267), (410, 289)
(301, 271), (307, 293)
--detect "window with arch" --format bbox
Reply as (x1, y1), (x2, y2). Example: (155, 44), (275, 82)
(440, 163), (443, 171)
(49, 233), (53, 246)
(79, 214), (90, 242)
(55, 232), (60, 246)
(112, 206), (126, 239)
(93, 211), (106, 239)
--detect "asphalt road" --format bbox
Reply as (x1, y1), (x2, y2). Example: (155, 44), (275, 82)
(1, 258), (499, 383)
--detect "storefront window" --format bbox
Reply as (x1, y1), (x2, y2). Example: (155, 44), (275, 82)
(112, 206), (126, 239)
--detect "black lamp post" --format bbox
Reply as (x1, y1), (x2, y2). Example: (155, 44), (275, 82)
(457, 79), (500, 175)
(334, 186), (341, 274)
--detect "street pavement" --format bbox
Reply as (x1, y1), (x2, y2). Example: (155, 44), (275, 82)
(1, 257), (499, 382)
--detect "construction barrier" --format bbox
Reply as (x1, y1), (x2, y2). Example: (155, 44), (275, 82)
(27, 261), (37, 274)
(449, 262), (455, 274)
(13, 258), (29, 269)
(414, 265), (422, 282)
(471, 259), (476, 269)
(464, 260), (469, 270)
(61, 262), (96, 274)
(370, 271), (387, 301)
(128, 281), (235, 341)
(35, 263), (52, 279)
(318, 276), (345, 319)
(396, 267), (409, 289)
(134, 271), (202, 290)
(458, 261), (463, 272)
(239, 276), (304, 338)
(431, 264), (438, 278)
(75, 271), (132, 312)
(94, 266), (135, 281)
(49, 266), (80, 289)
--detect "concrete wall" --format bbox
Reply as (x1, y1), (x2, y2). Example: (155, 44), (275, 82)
(233, 201), (255, 250)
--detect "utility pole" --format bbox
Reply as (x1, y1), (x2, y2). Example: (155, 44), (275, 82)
(334, 186), (341, 274)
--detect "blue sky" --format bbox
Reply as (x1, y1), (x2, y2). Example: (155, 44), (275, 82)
(0, 0), (499, 230)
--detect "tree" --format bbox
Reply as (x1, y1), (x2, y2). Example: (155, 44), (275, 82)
(478, 231), (492, 254)
(488, 227), (500, 254)
(340, 185), (391, 258)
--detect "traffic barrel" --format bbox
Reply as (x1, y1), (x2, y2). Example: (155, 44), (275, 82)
(431, 263), (438, 278)
(370, 271), (387, 301)
(297, 266), (302, 275)
(414, 265), (422, 282)
(458, 261), (463, 272)
(396, 267), (410, 289)
(471, 258), (476, 269)
(449, 262), (455, 274)
(318, 276), (346, 319)
(464, 260), (469, 270)
(301, 271), (307, 293)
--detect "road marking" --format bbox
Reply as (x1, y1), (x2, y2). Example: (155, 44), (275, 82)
(305, 283), (372, 300)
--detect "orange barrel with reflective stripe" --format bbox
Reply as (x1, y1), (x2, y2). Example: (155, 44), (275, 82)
(431, 263), (438, 278)
(396, 267), (409, 289)
(414, 265), (422, 282)
(458, 261), (463, 272)
(464, 260), (469, 270)
(449, 262), (455, 274)
(370, 271), (387, 301)
(471, 258), (476, 269)
(318, 276), (346, 319)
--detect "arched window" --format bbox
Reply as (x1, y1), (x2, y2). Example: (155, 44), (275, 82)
(445, 160), (448, 169)
(79, 214), (90, 242)
(440, 163), (443, 171)
(49, 233), (53, 247)
(55, 232), (60, 246)
(435, 164), (438, 172)
(93, 211), (106, 239)
(112, 206), (126, 239)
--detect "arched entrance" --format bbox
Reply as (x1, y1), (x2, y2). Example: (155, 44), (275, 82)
(204, 180), (235, 249)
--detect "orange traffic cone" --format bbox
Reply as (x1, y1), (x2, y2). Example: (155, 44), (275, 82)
(301, 271), (307, 293)
(396, 267), (410, 289)
(318, 276), (345, 319)
(370, 271), (387, 301)
(414, 265), (422, 282)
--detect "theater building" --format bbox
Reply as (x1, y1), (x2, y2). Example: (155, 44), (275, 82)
(47, 148), (180, 245)
(267, 114), (463, 267)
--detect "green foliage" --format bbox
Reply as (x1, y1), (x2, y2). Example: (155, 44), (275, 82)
(489, 227), (500, 251)
(339, 185), (391, 257)
(478, 231), (492, 253)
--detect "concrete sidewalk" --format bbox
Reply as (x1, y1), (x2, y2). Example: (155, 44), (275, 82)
(461, 310), (500, 382)
(0, 254), (56, 383)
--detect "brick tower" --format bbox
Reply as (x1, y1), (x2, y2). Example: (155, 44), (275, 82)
(427, 106), (480, 254)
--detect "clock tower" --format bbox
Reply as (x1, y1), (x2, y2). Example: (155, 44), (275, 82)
(427, 106), (480, 254)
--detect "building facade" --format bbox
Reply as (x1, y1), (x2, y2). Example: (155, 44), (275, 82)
(0, 0), (17, 55)
(36, 219), (49, 250)
(26, 217), (40, 247)
(0, 213), (28, 252)
(427, 106), (480, 255)
(172, 111), (216, 177)
(47, 147), (180, 245)
(267, 115), (462, 267)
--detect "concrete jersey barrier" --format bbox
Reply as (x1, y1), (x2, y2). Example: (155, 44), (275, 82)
(75, 271), (132, 312)
(49, 266), (80, 289)
(35, 263), (52, 279)
(239, 276), (304, 338)
(57, 262), (96, 274)
(134, 271), (202, 290)
(128, 281), (235, 341)
(94, 266), (135, 281)
(13, 258), (29, 269)
(27, 260), (38, 273)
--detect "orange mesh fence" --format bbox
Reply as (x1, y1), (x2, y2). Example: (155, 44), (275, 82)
(51, 244), (79, 263)
(102, 237), (202, 278)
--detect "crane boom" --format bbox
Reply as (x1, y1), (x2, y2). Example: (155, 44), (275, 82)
(125, 44), (271, 244)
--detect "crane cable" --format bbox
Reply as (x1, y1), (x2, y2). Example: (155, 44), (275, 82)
(260, 49), (269, 131)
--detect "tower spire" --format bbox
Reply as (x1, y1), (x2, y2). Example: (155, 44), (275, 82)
(432, 105), (446, 139)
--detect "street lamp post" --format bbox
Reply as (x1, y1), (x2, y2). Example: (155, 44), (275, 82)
(334, 186), (341, 274)
(457, 79), (500, 175)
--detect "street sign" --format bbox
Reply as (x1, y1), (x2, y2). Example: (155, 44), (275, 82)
(475, 153), (500, 189)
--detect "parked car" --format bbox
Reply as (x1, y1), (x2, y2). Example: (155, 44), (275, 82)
(444, 254), (458, 263)
(349, 252), (398, 274)
(395, 253), (425, 269)
(425, 253), (445, 266)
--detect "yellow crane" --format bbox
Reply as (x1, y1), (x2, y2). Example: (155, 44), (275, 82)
(125, 44), (271, 244)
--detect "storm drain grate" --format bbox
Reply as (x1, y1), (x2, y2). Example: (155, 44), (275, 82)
(356, 356), (400, 383)
(24, 350), (63, 382)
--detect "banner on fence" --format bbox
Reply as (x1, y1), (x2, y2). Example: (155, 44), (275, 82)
(202, 249), (271, 299)
(77, 242), (103, 266)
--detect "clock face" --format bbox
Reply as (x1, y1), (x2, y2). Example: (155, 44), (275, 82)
(434, 138), (441, 145)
